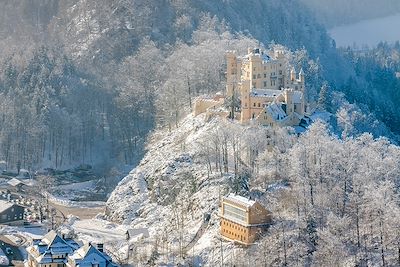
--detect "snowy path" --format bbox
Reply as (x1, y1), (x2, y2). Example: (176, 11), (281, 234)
(183, 218), (210, 253)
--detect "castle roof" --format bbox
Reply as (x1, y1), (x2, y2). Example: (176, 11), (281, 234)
(250, 88), (282, 98)
(266, 102), (287, 121)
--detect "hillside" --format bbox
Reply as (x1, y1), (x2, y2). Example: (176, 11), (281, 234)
(106, 112), (400, 266)
(106, 114), (233, 265)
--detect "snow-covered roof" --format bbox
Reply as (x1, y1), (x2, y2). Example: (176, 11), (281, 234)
(250, 89), (282, 98)
(69, 243), (116, 267)
(7, 178), (24, 187)
(224, 193), (255, 208)
(266, 102), (287, 121)
(0, 200), (13, 213)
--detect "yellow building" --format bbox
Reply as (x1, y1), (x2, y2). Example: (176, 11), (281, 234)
(226, 48), (308, 127)
(220, 193), (271, 245)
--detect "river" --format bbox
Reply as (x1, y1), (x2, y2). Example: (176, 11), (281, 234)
(329, 13), (400, 48)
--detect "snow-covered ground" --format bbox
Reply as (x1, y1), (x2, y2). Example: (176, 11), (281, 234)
(0, 248), (9, 266)
(105, 114), (250, 265)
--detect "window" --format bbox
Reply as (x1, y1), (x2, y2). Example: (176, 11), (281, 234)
(263, 81), (267, 87)
(253, 67), (256, 71)
(258, 103), (260, 107)
(279, 70), (282, 75)
(257, 74), (261, 78)
(253, 75), (256, 79)
(264, 73), (267, 78)
(253, 103), (256, 107)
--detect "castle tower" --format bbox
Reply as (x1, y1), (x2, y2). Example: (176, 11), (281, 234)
(226, 51), (239, 98)
(284, 89), (295, 116)
(240, 80), (252, 123)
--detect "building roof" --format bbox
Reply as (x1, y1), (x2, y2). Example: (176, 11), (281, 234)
(266, 102), (287, 121)
(250, 89), (283, 98)
(0, 200), (13, 213)
(29, 230), (80, 264)
(7, 178), (24, 187)
(224, 193), (255, 208)
(69, 243), (117, 267)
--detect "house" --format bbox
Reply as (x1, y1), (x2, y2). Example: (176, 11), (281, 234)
(26, 231), (118, 267)
(0, 200), (25, 225)
(7, 178), (27, 192)
(26, 230), (80, 267)
(220, 193), (271, 245)
(66, 243), (118, 267)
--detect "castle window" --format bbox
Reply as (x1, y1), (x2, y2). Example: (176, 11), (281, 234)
(253, 103), (256, 107)
(258, 103), (260, 107)
(263, 82), (267, 87)
(264, 73), (267, 78)
(253, 75), (256, 79)
(279, 70), (282, 75)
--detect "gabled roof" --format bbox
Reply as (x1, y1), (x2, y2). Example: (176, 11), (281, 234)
(0, 200), (14, 213)
(266, 102), (287, 121)
(69, 243), (117, 267)
(7, 178), (25, 187)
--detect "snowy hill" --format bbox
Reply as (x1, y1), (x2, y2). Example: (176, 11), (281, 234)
(106, 114), (235, 265)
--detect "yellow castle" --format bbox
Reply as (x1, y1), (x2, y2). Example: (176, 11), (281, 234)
(194, 47), (309, 128)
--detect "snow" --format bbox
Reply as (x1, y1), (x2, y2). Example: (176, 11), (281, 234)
(224, 193), (255, 208)
(0, 248), (9, 266)
(0, 199), (13, 212)
(250, 88), (282, 97)
(266, 102), (287, 120)
(104, 114), (239, 264)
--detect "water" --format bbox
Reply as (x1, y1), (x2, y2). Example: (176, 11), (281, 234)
(329, 13), (400, 48)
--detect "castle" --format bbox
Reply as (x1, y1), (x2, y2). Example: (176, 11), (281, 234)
(194, 47), (310, 128)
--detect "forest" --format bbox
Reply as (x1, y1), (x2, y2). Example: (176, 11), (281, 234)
(0, 0), (399, 177)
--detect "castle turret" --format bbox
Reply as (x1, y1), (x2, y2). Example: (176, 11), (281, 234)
(290, 68), (296, 82)
(299, 68), (305, 84)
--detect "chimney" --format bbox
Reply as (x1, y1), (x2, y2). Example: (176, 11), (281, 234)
(97, 243), (104, 252)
